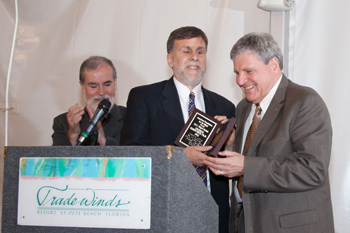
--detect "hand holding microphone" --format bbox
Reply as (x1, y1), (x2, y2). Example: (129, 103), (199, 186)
(76, 99), (111, 146)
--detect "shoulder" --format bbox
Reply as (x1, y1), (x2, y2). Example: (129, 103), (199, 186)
(117, 105), (127, 117)
(203, 88), (235, 107)
(285, 79), (325, 106)
(286, 80), (318, 96)
(53, 112), (68, 124)
(109, 104), (127, 118)
(129, 80), (168, 95)
(127, 79), (173, 104)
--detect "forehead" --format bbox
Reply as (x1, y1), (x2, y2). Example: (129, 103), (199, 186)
(234, 52), (263, 68)
(173, 37), (207, 50)
(83, 64), (114, 83)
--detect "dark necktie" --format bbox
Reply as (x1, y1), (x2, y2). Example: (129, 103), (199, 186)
(238, 103), (262, 196)
(188, 92), (208, 186)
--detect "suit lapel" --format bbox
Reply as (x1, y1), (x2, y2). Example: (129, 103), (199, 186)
(161, 77), (185, 138)
(103, 105), (123, 136)
(236, 101), (251, 153)
(246, 75), (288, 156)
(202, 87), (216, 116)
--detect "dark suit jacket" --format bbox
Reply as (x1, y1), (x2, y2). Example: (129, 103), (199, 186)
(52, 104), (126, 146)
(121, 77), (236, 233)
(230, 75), (334, 233)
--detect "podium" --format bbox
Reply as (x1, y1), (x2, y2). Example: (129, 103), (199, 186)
(2, 146), (219, 233)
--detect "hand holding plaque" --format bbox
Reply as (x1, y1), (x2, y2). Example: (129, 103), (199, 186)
(174, 108), (236, 157)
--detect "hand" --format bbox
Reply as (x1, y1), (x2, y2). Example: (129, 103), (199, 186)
(86, 105), (107, 146)
(66, 103), (84, 145)
(214, 115), (235, 150)
(203, 150), (244, 178)
(184, 146), (212, 166)
(214, 115), (228, 124)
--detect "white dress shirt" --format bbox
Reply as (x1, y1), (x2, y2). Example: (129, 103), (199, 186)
(234, 75), (283, 202)
(173, 77), (211, 191)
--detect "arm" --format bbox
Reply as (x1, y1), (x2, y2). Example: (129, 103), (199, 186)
(244, 93), (332, 193)
(52, 113), (73, 146)
(120, 88), (151, 145)
(52, 104), (84, 146)
(205, 91), (332, 193)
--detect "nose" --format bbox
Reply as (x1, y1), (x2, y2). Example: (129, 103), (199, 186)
(190, 51), (198, 61)
(98, 86), (106, 95)
(236, 73), (246, 86)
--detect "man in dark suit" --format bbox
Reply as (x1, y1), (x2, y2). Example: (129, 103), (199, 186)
(52, 56), (126, 146)
(204, 33), (334, 233)
(121, 26), (235, 233)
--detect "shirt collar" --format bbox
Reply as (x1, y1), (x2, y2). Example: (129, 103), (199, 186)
(173, 77), (202, 101)
(255, 74), (283, 118)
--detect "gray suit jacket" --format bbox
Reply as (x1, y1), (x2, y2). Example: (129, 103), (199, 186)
(231, 75), (334, 233)
(52, 104), (126, 146)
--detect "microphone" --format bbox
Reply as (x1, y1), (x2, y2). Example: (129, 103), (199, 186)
(76, 99), (111, 146)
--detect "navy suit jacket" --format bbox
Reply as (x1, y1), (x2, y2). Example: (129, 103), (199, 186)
(121, 77), (235, 233)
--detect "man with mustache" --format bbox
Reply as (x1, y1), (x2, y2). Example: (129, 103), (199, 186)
(121, 26), (235, 233)
(52, 56), (126, 146)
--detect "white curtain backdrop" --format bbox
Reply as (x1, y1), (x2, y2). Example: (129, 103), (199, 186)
(292, 1), (350, 232)
(1, 0), (349, 232)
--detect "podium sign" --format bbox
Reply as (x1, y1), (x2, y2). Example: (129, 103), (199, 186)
(17, 157), (151, 229)
(2, 146), (219, 233)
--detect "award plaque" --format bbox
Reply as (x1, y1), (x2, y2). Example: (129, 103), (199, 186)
(174, 108), (236, 157)
(206, 117), (236, 156)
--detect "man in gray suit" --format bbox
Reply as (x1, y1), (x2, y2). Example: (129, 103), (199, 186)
(204, 32), (334, 233)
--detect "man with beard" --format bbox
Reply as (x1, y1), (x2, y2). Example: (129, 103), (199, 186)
(121, 26), (235, 233)
(52, 56), (126, 146)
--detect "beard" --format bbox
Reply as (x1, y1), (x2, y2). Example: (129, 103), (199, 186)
(85, 95), (115, 112)
(174, 61), (206, 88)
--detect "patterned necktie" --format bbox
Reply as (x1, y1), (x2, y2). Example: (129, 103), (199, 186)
(188, 92), (208, 186)
(188, 92), (196, 116)
(238, 103), (262, 196)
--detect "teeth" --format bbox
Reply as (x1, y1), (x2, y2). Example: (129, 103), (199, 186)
(245, 85), (254, 90)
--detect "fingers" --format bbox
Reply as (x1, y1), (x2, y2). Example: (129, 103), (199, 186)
(184, 146), (212, 166)
(67, 103), (84, 129)
(190, 145), (213, 152)
(204, 152), (245, 178)
(214, 115), (228, 124)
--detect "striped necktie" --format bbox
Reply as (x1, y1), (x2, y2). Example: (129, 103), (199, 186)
(238, 103), (262, 196)
(188, 92), (208, 186)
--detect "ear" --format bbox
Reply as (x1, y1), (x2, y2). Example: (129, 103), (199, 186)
(80, 81), (85, 93)
(269, 57), (280, 73)
(167, 53), (173, 68)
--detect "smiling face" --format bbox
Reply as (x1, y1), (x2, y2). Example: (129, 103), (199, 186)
(233, 52), (281, 104)
(167, 37), (207, 90)
(81, 63), (116, 111)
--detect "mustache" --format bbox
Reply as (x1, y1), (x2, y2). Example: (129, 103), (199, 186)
(185, 61), (202, 68)
(93, 95), (110, 101)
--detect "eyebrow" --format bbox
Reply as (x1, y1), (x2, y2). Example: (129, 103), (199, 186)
(181, 46), (206, 50)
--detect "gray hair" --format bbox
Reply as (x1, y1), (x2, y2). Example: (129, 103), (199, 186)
(79, 56), (117, 83)
(230, 32), (283, 70)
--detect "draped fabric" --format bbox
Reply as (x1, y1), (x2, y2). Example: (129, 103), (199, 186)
(0, 0), (349, 232)
(292, 1), (350, 231)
